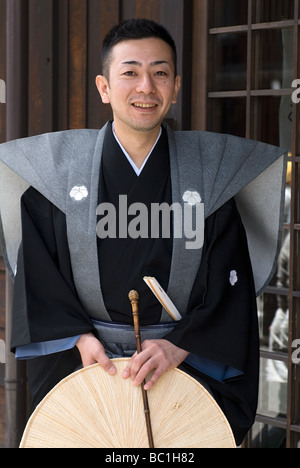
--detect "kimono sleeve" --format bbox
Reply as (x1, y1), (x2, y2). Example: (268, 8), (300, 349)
(165, 198), (259, 377)
(11, 187), (95, 351)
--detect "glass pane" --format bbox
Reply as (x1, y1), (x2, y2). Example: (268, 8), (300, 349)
(207, 98), (246, 136)
(250, 422), (286, 448)
(295, 169), (300, 225)
(291, 358), (300, 425)
(254, 0), (295, 23)
(209, 33), (247, 92)
(259, 224), (290, 350)
(209, 0), (248, 28)
(259, 298), (289, 352)
(251, 96), (287, 146)
(258, 357), (288, 417)
(253, 28), (294, 91)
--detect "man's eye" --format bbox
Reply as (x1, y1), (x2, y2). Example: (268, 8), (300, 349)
(124, 71), (136, 76)
(156, 71), (167, 76)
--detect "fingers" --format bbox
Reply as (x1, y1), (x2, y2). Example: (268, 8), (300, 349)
(95, 351), (117, 375)
(143, 368), (164, 391)
(122, 339), (189, 390)
(122, 351), (137, 379)
(76, 335), (189, 388)
(76, 333), (117, 375)
(123, 348), (158, 387)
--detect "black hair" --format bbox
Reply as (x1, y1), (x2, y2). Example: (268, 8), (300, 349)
(102, 18), (177, 79)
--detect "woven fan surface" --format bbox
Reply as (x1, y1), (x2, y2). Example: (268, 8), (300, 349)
(20, 358), (236, 448)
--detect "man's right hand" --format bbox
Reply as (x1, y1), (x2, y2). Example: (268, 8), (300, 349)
(75, 333), (117, 375)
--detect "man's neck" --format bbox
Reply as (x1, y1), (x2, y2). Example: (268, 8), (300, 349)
(112, 121), (162, 169)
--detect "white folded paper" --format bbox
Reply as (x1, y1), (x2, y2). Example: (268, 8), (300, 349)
(143, 276), (182, 321)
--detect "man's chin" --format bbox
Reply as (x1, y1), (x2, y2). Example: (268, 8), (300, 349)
(127, 118), (164, 133)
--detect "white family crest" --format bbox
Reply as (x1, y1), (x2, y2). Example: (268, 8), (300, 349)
(70, 186), (89, 201)
(229, 270), (238, 286)
(182, 190), (201, 206)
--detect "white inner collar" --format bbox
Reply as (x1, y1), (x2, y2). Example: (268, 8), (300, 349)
(112, 122), (162, 176)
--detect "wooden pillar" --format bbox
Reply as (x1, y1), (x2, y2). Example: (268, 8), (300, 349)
(191, 0), (209, 131)
(5, 0), (28, 448)
(5, 276), (27, 448)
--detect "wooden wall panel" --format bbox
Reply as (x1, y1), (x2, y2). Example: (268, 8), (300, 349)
(0, 259), (5, 447)
(121, 0), (162, 21)
(0, 0), (6, 143)
(69, 0), (88, 129)
(6, 0), (29, 141)
(87, 0), (120, 128)
(54, 0), (69, 131)
(28, 0), (53, 136)
(0, 386), (4, 447)
(0, 264), (4, 332)
(0, 0), (6, 448)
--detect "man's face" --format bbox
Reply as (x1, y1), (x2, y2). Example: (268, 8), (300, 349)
(96, 38), (181, 134)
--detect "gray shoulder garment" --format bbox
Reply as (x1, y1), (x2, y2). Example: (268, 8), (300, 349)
(0, 124), (287, 318)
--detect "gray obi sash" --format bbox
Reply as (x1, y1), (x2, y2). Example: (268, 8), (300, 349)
(92, 318), (213, 396)
(92, 318), (176, 359)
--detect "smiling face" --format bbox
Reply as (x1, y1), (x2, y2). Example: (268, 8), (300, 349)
(96, 38), (181, 136)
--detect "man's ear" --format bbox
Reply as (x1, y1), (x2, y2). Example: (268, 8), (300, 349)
(95, 75), (111, 104)
(172, 75), (181, 104)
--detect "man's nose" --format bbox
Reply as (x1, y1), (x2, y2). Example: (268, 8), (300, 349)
(136, 73), (156, 94)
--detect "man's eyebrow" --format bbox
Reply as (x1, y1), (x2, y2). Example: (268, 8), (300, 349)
(121, 60), (170, 67)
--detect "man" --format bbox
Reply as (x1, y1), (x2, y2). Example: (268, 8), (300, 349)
(0, 19), (286, 445)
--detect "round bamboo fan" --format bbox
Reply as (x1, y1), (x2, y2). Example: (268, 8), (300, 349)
(20, 358), (236, 448)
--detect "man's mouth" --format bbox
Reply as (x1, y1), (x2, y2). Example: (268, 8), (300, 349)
(132, 102), (158, 109)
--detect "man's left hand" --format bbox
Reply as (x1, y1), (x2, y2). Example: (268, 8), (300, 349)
(122, 339), (189, 390)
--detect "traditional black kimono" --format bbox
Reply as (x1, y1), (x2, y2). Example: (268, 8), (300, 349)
(0, 122), (286, 445)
